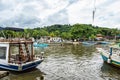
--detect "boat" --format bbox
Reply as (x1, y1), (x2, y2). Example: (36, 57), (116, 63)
(82, 41), (97, 46)
(0, 38), (44, 71)
(97, 44), (120, 67)
(97, 41), (110, 45)
(33, 42), (48, 48)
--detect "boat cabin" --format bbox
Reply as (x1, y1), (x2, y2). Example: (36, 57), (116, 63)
(0, 38), (33, 63)
(0, 38), (43, 71)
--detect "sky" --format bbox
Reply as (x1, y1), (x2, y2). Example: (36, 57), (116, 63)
(0, 0), (120, 29)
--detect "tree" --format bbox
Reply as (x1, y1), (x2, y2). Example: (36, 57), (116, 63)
(49, 32), (55, 37)
(61, 32), (72, 39)
(89, 34), (96, 41)
(54, 30), (60, 37)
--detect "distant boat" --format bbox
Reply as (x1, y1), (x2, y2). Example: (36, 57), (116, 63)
(98, 41), (110, 45)
(0, 38), (44, 71)
(97, 45), (120, 68)
(82, 41), (97, 46)
(33, 42), (48, 48)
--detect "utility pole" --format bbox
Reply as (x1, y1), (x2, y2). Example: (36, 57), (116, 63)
(92, 0), (96, 27)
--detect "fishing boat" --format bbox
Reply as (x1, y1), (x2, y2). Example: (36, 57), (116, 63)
(97, 41), (110, 45)
(0, 38), (44, 71)
(82, 41), (97, 46)
(97, 45), (120, 67)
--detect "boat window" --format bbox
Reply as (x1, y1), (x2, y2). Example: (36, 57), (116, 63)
(0, 47), (6, 59)
(10, 43), (32, 56)
(10, 44), (19, 55)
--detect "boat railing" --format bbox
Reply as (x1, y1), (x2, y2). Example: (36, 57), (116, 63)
(98, 47), (120, 56)
(9, 53), (44, 64)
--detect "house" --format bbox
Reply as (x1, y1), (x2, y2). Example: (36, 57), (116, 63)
(96, 34), (104, 41)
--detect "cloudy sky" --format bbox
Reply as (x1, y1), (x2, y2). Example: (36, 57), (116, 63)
(0, 0), (120, 28)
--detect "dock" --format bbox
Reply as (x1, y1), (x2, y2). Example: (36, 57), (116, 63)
(0, 71), (9, 79)
(72, 42), (80, 45)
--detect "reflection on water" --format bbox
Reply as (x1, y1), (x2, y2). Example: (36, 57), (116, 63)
(1, 68), (44, 80)
(101, 63), (120, 80)
(1, 44), (120, 80)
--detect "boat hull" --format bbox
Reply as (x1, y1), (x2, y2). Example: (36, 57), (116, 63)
(82, 42), (96, 46)
(101, 53), (120, 67)
(0, 60), (43, 71)
(33, 43), (48, 48)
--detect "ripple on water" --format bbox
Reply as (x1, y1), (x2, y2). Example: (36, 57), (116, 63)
(38, 45), (120, 80)
(2, 44), (120, 80)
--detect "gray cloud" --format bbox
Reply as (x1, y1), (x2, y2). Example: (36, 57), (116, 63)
(0, 0), (120, 28)
(44, 9), (69, 26)
(0, 0), (74, 28)
(0, 1), (12, 11)
(0, 14), (41, 28)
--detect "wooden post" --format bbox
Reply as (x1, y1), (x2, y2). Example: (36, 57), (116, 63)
(19, 43), (21, 55)
(8, 44), (11, 63)
(31, 42), (34, 60)
(19, 43), (23, 62)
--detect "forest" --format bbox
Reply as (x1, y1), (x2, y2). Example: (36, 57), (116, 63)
(0, 24), (120, 40)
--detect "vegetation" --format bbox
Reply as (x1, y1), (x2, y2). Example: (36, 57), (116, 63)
(0, 24), (120, 40)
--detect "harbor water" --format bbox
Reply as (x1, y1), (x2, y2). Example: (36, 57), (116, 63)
(1, 44), (120, 80)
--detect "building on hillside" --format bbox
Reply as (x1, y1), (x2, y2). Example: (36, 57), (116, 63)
(96, 34), (104, 41)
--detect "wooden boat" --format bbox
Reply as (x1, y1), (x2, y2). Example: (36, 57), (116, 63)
(0, 38), (44, 71)
(97, 45), (120, 67)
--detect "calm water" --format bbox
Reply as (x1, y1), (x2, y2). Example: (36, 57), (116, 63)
(1, 44), (120, 80)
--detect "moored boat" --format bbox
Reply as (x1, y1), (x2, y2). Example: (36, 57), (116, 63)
(0, 38), (44, 71)
(82, 41), (97, 46)
(97, 46), (120, 67)
(33, 42), (48, 48)
(97, 41), (110, 45)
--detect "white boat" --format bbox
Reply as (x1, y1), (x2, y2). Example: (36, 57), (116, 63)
(0, 38), (44, 71)
(97, 46), (120, 67)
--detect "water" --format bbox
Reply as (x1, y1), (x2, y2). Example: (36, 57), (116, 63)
(1, 44), (120, 80)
